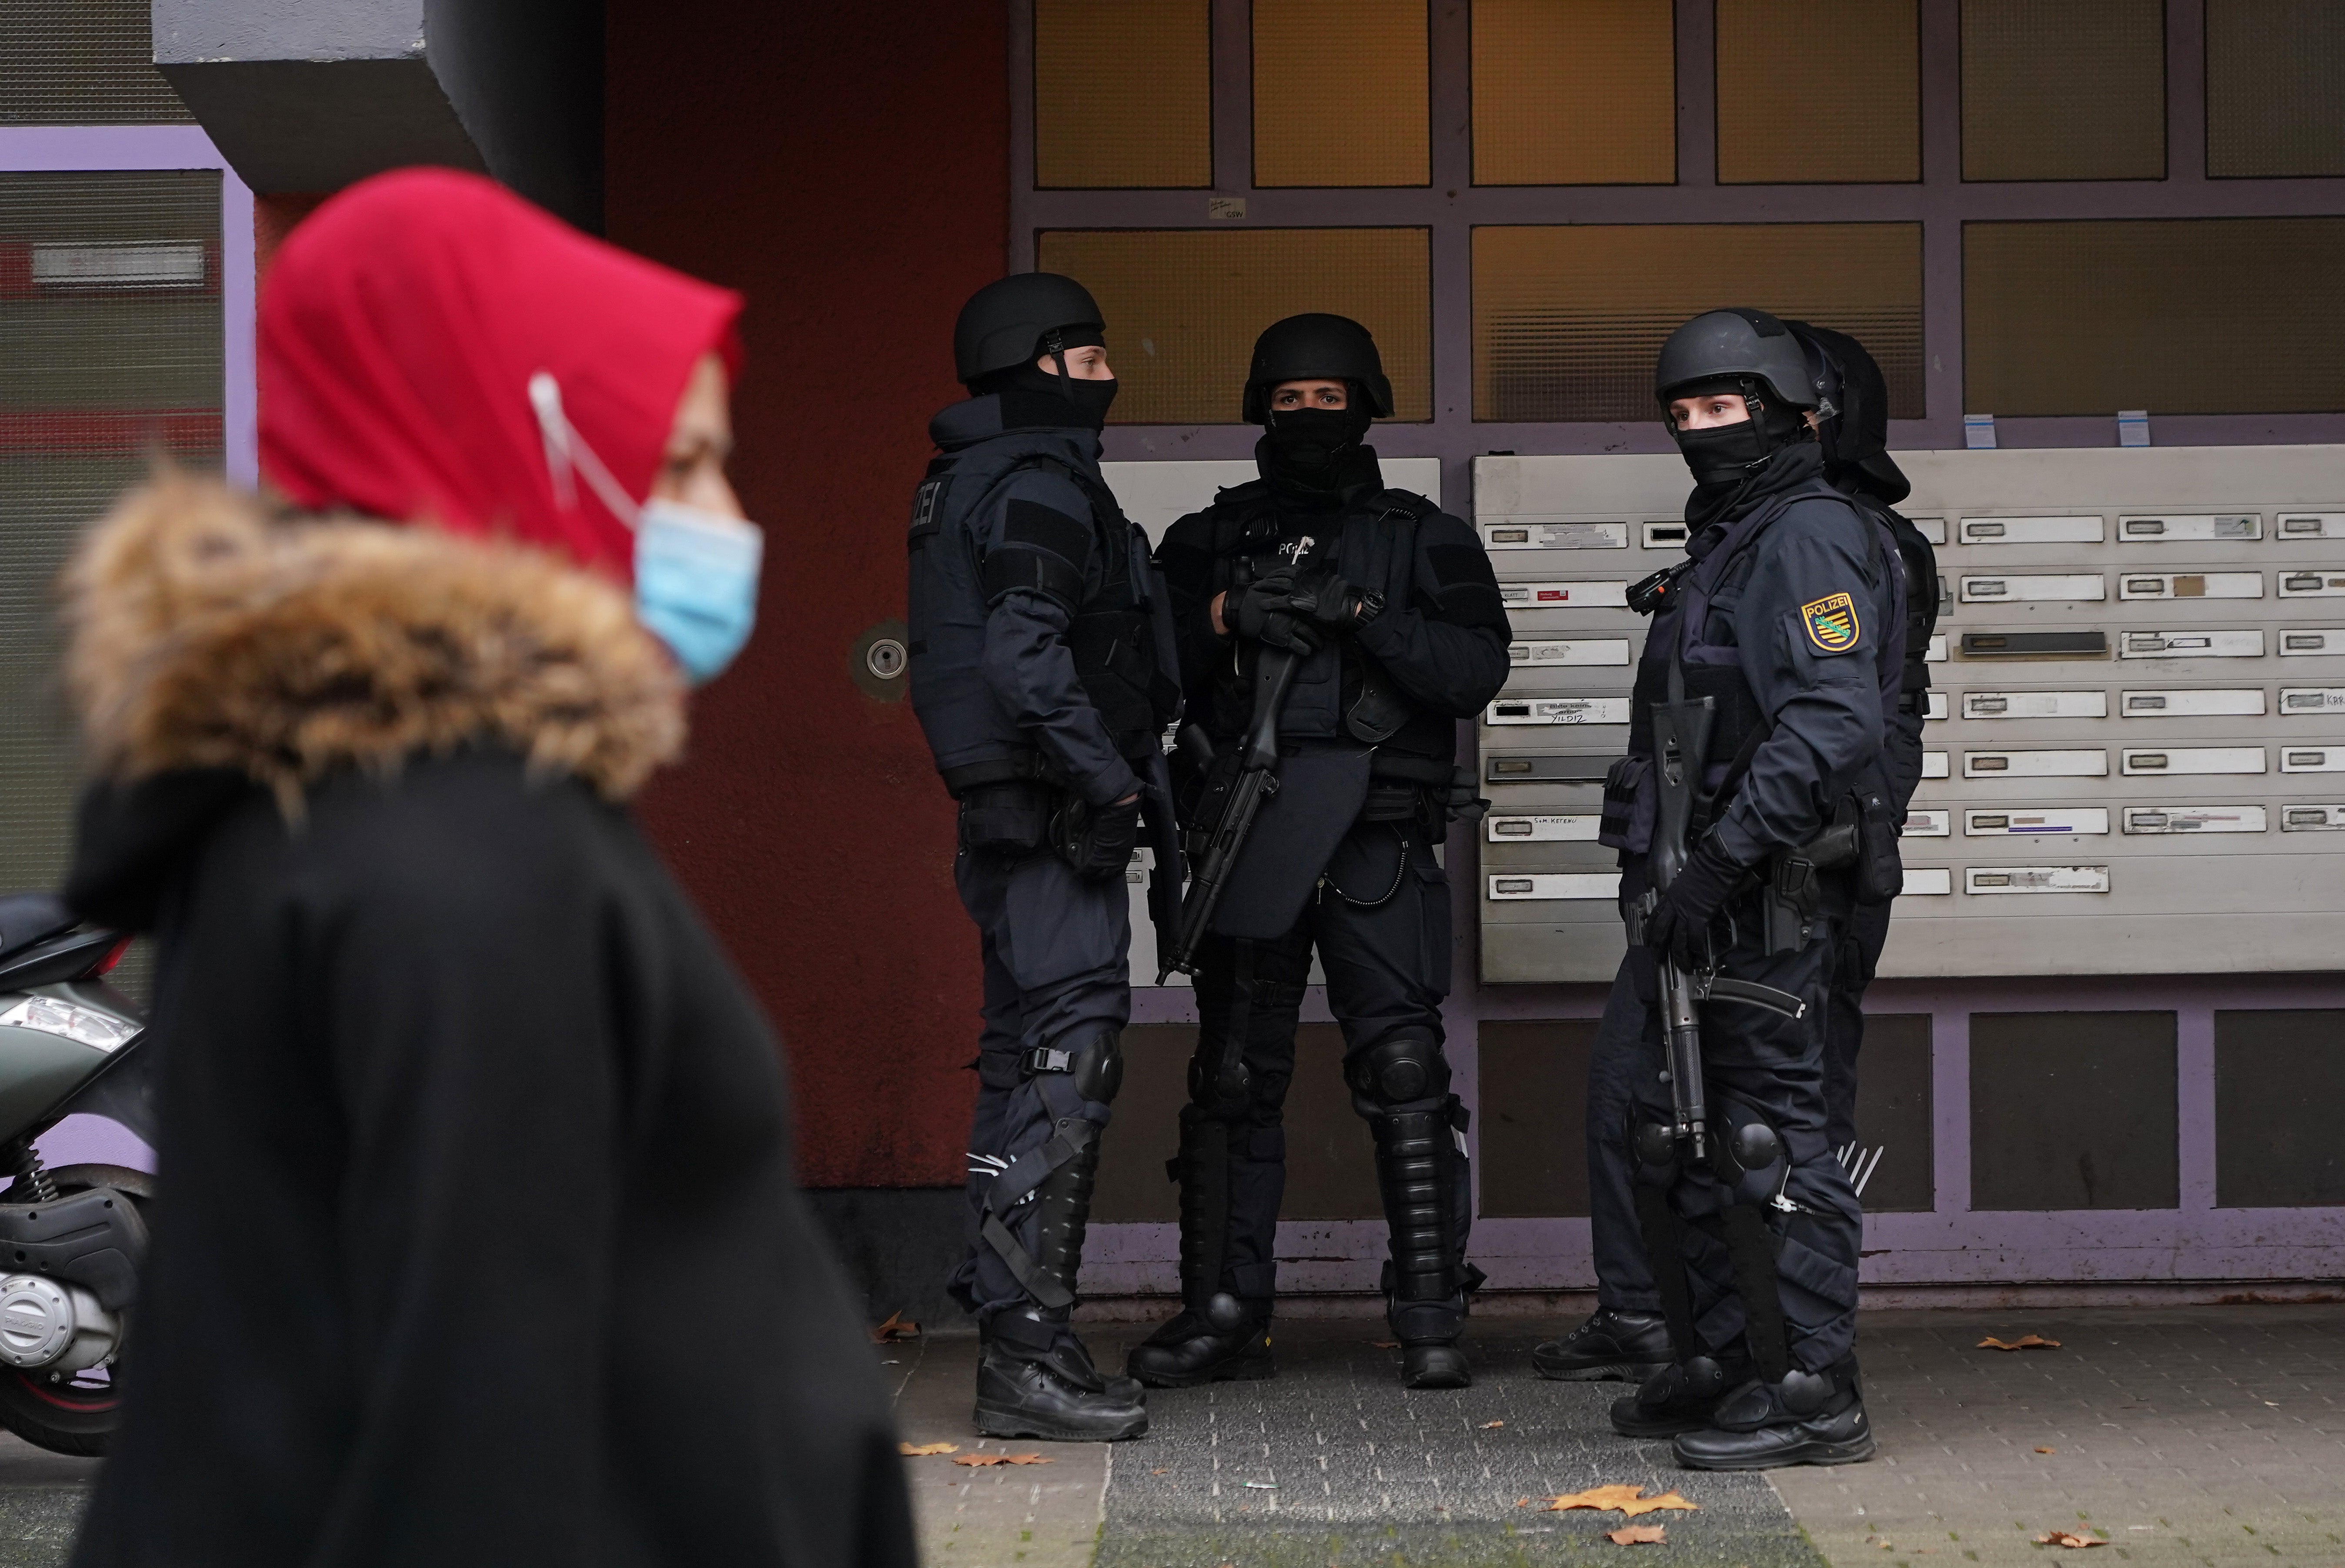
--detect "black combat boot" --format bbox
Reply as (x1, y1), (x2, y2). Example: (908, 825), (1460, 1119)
(1672, 1358), (1874, 1469)
(975, 1311), (1148, 1442)
(1532, 1308), (1674, 1382)
(1127, 1294), (1275, 1389)
(1609, 1354), (1747, 1438)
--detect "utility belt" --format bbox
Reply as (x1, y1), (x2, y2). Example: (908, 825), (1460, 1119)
(946, 750), (1138, 868)
(1174, 744), (1483, 858)
(1747, 787), (1905, 951)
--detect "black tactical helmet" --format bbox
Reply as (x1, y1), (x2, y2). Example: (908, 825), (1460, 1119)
(1785, 320), (1911, 505)
(1242, 313), (1395, 423)
(1654, 307), (1821, 413)
(954, 272), (1105, 387)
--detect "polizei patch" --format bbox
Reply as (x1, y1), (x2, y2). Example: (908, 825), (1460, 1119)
(1801, 591), (1859, 652)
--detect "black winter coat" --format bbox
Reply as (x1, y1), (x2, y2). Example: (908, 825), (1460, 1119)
(55, 479), (915, 1568)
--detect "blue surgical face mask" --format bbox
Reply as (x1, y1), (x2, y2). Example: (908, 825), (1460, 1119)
(634, 499), (763, 684)
(530, 370), (766, 685)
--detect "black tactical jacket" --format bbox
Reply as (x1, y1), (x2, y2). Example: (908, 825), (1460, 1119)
(1154, 459), (1512, 784)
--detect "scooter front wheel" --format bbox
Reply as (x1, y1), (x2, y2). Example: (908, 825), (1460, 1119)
(0, 1163), (153, 1457)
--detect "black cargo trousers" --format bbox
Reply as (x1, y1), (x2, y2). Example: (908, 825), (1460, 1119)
(1589, 887), (1864, 1370)
(1179, 817), (1478, 1342)
(948, 837), (1131, 1326)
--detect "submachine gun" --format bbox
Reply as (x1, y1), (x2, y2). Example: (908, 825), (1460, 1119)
(1156, 535), (1317, 982)
(1629, 657), (1807, 1164)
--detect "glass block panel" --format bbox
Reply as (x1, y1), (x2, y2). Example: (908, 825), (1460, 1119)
(1717, 0), (1919, 183)
(1255, 0), (1429, 187)
(0, 172), (222, 918)
(2207, 0), (2345, 178)
(1961, 0), (2165, 181)
(1036, 228), (1432, 423)
(1035, 0), (1212, 188)
(0, 0), (194, 124)
(1473, 224), (1922, 421)
(1472, 0), (1675, 186)
(1964, 219), (2345, 415)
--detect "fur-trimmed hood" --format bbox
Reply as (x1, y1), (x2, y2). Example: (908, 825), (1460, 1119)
(63, 474), (686, 808)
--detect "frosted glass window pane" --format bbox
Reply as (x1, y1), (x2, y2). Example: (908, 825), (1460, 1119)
(1961, 0), (2165, 181)
(1471, 0), (1675, 186)
(2206, 0), (2345, 178)
(1035, 0), (1213, 188)
(1036, 229), (1432, 423)
(1964, 220), (2345, 416)
(1254, 0), (1429, 187)
(1716, 0), (1919, 183)
(1473, 224), (1923, 421)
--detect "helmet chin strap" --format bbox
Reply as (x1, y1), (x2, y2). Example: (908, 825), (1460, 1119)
(1044, 328), (1071, 402)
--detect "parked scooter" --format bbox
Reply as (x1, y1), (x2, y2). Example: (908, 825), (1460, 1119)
(0, 894), (156, 1455)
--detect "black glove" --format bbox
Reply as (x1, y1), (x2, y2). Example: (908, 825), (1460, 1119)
(1064, 793), (1142, 881)
(1233, 569), (1326, 655)
(1641, 835), (1748, 968)
(1284, 572), (1371, 635)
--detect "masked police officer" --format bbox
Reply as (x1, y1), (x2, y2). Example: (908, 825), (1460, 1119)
(1785, 324), (1940, 1158)
(1535, 323), (1933, 1396)
(907, 272), (1183, 1441)
(1553, 308), (1901, 1468)
(1131, 314), (1510, 1392)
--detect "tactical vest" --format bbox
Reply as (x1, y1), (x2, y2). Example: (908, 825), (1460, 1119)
(1857, 497), (1941, 711)
(1602, 480), (1908, 856)
(906, 446), (1180, 794)
(1195, 482), (1455, 779)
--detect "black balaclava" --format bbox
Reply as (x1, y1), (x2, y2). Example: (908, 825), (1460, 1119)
(1256, 384), (1376, 500)
(1668, 375), (1814, 527)
(971, 325), (1118, 432)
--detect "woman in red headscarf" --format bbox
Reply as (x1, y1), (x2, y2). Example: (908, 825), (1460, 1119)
(56, 169), (915, 1568)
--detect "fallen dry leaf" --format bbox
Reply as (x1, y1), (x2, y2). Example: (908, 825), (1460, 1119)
(1544, 1485), (1699, 1516)
(2034, 1532), (2105, 1549)
(1480, 1420), (1506, 1429)
(1608, 1525), (1668, 1545)
(898, 1441), (958, 1457)
(2035, 1446), (2056, 1454)
(1979, 1334), (2061, 1351)
(952, 1453), (1053, 1467)
(1150, 1468), (1168, 1476)
(871, 1310), (921, 1344)
(1517, 1498), (1533, 1508)
(1371, 1340), (1400, 1349)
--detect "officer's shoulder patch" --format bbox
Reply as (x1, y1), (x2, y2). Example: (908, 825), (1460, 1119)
(909, 474), (950, 540)
(1801, 591), (1860, 654)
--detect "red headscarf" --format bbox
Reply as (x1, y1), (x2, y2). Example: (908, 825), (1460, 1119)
(259, 167), (744, 581)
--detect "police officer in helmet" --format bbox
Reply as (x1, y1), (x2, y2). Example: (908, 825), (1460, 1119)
(1132, 314), (1511, 1392)
(1783, 323), (1940, 1158)
(906, 272), (1183, 1441)
(1550, 308), (1899, 1468)
(1538, 324), (1934, 1403)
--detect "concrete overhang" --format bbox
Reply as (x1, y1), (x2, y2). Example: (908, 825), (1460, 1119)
(153, 0), (601, 229)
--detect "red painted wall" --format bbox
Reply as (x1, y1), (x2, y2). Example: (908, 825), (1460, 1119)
(604, 2), (1008, 1187)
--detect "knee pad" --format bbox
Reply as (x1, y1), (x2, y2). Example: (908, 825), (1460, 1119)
(1348, 1028), (1449, 1110)
(1710, 1098), (1790, 1211)
(1070, 1031), (1123, 1104)
(1020, 1032), (1123, 1105)
(1628, 1110), (1680, 1188)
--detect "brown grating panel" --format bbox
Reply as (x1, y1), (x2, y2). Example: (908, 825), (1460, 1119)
(1037, 228), (1432, 424)
(1477, 1019), (1597, 1217)
(1964, 218), (2345, 416)
(0, 0), (194, 125)
(1961, 0), (2165, 181)
(2206, 0), (2345, 178)
(1716, 0), (1920, 184)
(1255, 0), (1429, 187)
(1471, 0), (1675, 186)
(1091, 1024), (1382, 1223)
(1970, 1011), (2177, 1211)
(1035, 0), (1213, 189)
(1473, 223), (1923, 421)
(1848, 1014), (1934, 1212)
(2214, 1010), (2345, 1208)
